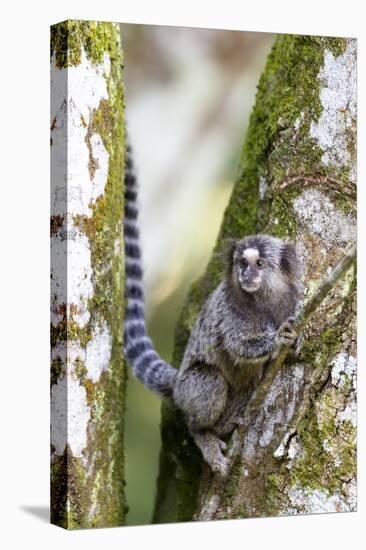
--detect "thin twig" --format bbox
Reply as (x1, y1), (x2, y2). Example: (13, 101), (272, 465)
(197, 244), (356, 521)
(276, 174), (356, 199)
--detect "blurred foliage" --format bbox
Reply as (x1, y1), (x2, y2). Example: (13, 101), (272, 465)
(121, 22), (275, 525)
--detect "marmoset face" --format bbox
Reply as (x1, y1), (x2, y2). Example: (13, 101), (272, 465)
(235, 246), (265, 293)
(230, 234), (301, 297)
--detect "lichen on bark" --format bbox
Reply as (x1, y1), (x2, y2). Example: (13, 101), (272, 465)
(50, 20), (127, 529)
(153, 35), (356, 523)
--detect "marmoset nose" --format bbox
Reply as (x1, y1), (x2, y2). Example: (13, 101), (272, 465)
(244, 265), (259, 283)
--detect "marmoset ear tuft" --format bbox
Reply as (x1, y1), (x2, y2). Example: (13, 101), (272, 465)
(221, 238), (238, 273)
(280, 242), (301, 280)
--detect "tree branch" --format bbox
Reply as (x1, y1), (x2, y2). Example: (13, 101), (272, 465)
(196, 243), (357, 521)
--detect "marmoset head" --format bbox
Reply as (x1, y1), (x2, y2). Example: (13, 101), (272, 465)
(226, 234), (301, 295)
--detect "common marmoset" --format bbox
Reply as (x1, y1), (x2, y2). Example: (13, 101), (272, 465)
(124, 143), (302, 475)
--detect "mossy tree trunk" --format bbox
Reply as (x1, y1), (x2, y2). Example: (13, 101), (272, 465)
(50, 21), (127, 529)
(154, 35), (356, 523)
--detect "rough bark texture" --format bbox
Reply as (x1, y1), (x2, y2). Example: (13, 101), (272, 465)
(50, 20), (127, 529)
(153, 35), (356, 523)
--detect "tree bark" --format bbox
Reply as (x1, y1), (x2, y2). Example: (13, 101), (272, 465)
(153, 35), (356, 523)
(50, 20), (126, 529)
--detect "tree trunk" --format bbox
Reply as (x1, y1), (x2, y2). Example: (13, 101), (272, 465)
(50, 20), (127, 529)
(153, 35), (356, 523)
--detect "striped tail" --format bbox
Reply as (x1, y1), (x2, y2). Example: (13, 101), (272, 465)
(123, 142), (177, 396)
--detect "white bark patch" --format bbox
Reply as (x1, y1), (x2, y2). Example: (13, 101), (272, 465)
(67, 49), (110, 216)
(51, 374), (90, 457)
(243, 365), (304, 459)
(338, 402), (356, 427)
(273, 439), (287, 458)
(310, 39), (357, 183)
(85, 323), (113, 382)
(294, 111), (305, 131)
(51, 48), (111, 218)
(287, 487), (354, 513)
(331, 352), (357, 428)
(51, 232), (93, 328)
(274, 432), (303, 471)
(293, 189), (356, 246)
(287, 436), (300, 460)
(68, 232), (93, 327)
(259, 176), (268, 200)
(331, 352), (356, 389)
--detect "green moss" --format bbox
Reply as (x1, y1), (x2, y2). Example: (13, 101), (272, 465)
(298, 326), (340, 367)
(50, 316), (92, 348)
(50, 214), (64, 236)
(221, 457), (244, 503)
(51, 20), (122, 69)
(332, 190), (356, 216)
(265, 472), (286, 510)
(242, 36), (322, 186)
(51, 357), (63, 386)
(74, 358), (87, 382)
(290, 400), (356, 495)
(239, 35), (350, 201)
(51, 450), (68, 528)
(51, 448), (90, 529)
(264, 192), (298, 238)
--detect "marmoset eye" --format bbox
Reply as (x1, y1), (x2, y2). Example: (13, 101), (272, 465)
(256, 259), (264, 268)
(241, 259), (249, 268)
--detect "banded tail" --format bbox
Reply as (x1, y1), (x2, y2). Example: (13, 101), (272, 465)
(123, 142), (177, 396)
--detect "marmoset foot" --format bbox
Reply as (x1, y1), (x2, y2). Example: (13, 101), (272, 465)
(193, 431), (230, 476)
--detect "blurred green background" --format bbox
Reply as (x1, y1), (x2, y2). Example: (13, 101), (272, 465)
(119, 23), (275, 525)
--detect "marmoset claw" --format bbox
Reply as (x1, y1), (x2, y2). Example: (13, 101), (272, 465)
(212, 452), (230, 477)
(278, 321), (298, 347)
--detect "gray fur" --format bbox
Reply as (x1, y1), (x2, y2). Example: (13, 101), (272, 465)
(124, 142), (302, 475)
